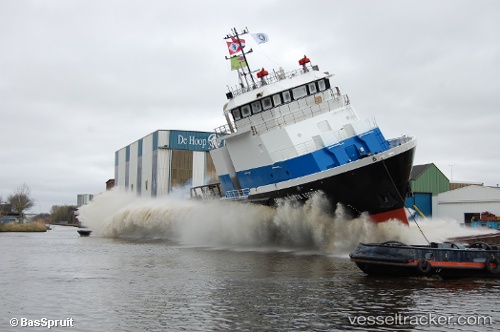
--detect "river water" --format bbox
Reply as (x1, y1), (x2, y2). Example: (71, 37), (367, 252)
(1, 191), (499, 331)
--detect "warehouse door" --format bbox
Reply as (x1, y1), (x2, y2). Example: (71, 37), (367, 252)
(171, 150), (193, 189)
(405, 192), (432, 218)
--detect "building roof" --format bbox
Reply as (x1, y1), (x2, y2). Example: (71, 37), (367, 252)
(438, 185), (500, 203)
(410, 163), (432, 180)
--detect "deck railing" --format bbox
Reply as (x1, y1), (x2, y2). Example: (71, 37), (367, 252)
(213, 89), (348, 140)
(227, 66), (319, 98)
(224, 188), (250, 199)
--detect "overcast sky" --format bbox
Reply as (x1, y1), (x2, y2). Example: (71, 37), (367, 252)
(1, 0), (499, 213)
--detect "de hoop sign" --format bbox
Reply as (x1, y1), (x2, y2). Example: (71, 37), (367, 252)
(168, 130), (215, 152)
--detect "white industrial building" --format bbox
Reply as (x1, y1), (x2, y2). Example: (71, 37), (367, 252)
(114, 130), (217, 197)
(434, 185), (500, 223)
(77, 194), (94, 207)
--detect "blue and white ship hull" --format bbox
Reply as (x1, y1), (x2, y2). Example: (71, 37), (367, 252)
(207, 32), (416, 223)
(243, 136), (415, 223)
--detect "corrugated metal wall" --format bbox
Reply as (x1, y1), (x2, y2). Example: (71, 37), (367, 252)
(142, 133), (154, 196)
(405, 193), (432, 217)
(115, 130), (216, 197)
(410, 164), (449, 196)
(405, 164), (449, 218)
(171, 150), (193, 189)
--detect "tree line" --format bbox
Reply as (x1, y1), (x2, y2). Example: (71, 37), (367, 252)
(1, 184), (77, 224)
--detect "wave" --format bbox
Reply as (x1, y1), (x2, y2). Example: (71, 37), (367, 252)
(77, 189), (492, 255)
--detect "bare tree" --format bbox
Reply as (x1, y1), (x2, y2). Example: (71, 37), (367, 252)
(8, 184), (35, 223)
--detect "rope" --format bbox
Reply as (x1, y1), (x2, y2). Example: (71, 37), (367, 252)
(381, 160), (430, 244)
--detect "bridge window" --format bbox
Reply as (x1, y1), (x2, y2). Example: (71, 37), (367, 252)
(273, 94), (282, 106)
(262, 97), (272, 110)
(231, 78), (332, 120)
(241, 105), (251, 117)
(283, 90), (292, 103)
(292, 85), (307, 99)
(232, 108), (242, 120)
(318, 79), (326, 91)
(251, 101), (262, 114)
(308, 82), (317, 94)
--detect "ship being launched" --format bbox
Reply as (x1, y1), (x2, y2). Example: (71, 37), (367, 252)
(205, 28), (416, 223)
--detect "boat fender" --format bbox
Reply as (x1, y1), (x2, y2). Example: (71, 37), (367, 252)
(417, 259), (432, 274)
(485, 255), (500, 275)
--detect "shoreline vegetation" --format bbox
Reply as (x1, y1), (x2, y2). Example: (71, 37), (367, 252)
(0, 221), (48, 232)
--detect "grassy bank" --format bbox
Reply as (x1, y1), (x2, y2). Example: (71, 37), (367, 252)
(0, 222), (48, 232)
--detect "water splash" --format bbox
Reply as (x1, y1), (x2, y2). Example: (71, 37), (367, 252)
(77, 190), (493, 255)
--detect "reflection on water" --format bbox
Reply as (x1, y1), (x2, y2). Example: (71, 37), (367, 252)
(1, 192), (499, 331)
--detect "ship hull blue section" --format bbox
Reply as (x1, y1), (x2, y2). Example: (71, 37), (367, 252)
(215, 128), (415, 221)
(234, 128), (389, 190)
(219, 174), (236, 192)
(248, 144), (416, 219)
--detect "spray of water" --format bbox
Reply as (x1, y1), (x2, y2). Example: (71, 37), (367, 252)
(77, 190), (494, 255)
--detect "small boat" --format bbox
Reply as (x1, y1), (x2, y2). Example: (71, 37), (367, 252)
(349, 241), (500, 278)
(77, 229), (92, 237)
(200, 28), (417, 223)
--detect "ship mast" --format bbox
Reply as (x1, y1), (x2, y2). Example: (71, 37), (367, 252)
(224, 27), (255, 88)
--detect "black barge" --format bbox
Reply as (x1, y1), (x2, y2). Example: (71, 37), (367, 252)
(350, 241), (500, 278)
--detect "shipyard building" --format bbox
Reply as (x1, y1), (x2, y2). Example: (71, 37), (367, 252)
(114, 130), (217, 197)
(406, 163), (500, 226)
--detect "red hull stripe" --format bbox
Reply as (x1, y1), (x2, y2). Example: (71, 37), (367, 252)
(371, 208), (409, 225)
(428, 261), (486, 269)
(389, 260), (486, 269)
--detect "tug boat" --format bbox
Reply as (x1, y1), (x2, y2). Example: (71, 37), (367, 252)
(349, 241), (500, 278)
(204, 28), (417, 223)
